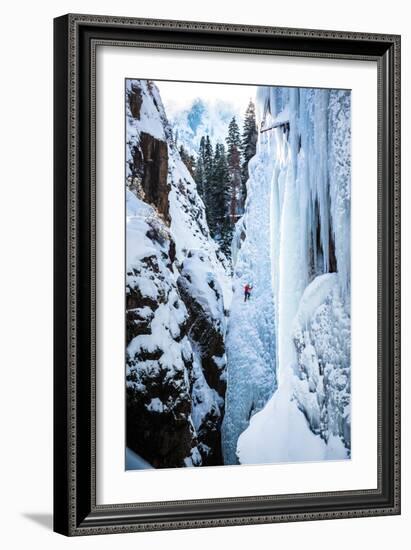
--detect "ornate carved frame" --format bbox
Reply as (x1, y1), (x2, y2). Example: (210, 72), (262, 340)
(54, 14), (401, 536)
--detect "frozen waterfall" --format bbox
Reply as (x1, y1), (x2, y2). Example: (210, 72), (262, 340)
(223, 85), (351, 465)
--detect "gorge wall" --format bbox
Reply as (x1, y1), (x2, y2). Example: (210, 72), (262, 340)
(125, 80), (231, 468)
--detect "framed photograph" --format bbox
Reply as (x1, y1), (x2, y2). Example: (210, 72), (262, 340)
(53, 14), (401, 536)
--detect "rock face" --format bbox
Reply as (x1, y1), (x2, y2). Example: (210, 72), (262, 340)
(177, 250), (227, 464)
(129, 131), (170, 222)
(125, 79), (231, 469)
(126, 192), (200, 468)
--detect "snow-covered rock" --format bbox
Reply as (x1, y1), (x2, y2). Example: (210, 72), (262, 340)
(177, 250), (228, 464)
(178, 250), (227, 393)
(126, 80), (231, 468)
(126, 190), (200, 468)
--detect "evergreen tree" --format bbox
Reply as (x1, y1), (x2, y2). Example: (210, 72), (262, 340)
(203, 135), (214, 183)
(198, 135), (206, 158)
(194, 136), (208, 202)
(179, 144), (196, 178)
(197, 135), (214, 217)
(240, 100), (258, 202)
(209, 143), (232, 254)
(193, 129), (242, 261)
(226, 117), (243, 223)
(194, 156), (206, 199)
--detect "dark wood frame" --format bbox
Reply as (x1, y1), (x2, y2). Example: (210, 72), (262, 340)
(54, 13), (401, 536)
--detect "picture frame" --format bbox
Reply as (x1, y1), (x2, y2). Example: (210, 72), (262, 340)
(53, 13), (401, 536)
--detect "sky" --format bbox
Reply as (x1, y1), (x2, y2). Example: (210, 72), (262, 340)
(156, 80), (257, 120)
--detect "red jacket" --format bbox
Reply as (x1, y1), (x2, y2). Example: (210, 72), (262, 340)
(244, 284), (251, 293)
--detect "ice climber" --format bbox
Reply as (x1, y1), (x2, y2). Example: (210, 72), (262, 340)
(244, 283), (252, 302)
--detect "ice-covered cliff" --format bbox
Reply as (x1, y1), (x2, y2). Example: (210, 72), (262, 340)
(223, 86), (351, 464)
(125, 80), (231, 468)
(221, 142), (278, 465)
